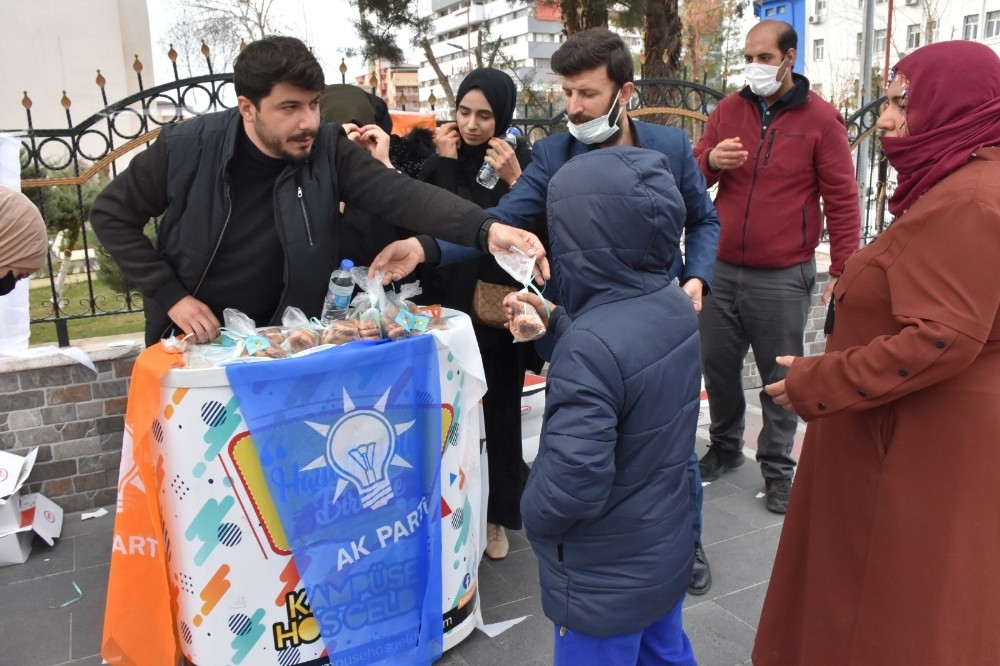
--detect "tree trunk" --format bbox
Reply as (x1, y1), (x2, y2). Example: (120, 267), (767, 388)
(561, 0), (581, 35)
(580, 0), (609, 31)
(420, 38), (456, 110)
(641, 0), (682, 108)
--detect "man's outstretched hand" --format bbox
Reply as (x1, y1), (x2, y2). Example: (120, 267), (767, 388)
(370, 237), (425, 285)
(487, 223), (550, 284)
(368, 222), (549, 286)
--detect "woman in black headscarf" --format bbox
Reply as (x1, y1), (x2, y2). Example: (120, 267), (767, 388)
(419, 68), (538, 561)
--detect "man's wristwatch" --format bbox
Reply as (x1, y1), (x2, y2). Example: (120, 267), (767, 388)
(478, 219), (497, 253)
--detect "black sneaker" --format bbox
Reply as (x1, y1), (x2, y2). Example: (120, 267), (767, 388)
(699, 447), (746, 482)
(765, 477), (793, 514)
(689, 542), (712, 596)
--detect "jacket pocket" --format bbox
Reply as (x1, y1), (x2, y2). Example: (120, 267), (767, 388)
(876, 404), (896, 461)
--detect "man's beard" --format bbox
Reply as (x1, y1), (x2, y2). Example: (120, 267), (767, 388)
(254, 116), (314, 164)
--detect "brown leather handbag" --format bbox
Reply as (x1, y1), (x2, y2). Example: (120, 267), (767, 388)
(471, 281), (518, 328)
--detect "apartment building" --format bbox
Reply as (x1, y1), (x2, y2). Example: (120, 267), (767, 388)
(801, 0), (1000, 105)
(414, 0), (567, 113)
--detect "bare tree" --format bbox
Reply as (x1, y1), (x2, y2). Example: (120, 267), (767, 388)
(161, 0), (284, 76)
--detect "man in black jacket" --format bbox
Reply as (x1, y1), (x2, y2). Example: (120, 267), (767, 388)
(91, 36), (544, 346)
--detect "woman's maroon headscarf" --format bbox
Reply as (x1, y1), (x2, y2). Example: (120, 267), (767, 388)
(881, 41), (1000, 216)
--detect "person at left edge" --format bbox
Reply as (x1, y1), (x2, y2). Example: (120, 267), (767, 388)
(0, 186), (49, 296)
(90, 36), (546, 347)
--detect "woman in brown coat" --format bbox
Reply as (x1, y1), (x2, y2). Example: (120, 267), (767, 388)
(753, 41), (1000, 665)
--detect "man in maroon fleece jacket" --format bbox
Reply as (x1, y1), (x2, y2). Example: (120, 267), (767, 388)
(693, 19), (860, 513)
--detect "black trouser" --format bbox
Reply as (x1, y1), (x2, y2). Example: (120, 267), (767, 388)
(699, 259), (815, 481)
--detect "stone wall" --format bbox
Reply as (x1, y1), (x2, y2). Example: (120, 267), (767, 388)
(0, 344), (141, 513)
(1, 272), (833, 512)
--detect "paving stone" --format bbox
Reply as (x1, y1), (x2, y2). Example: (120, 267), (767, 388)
(0, 536), (75, 586)
(59, 506), (115, 539)
(714, 581), (769, 631)
(700, 502), (759, 547)
(68, 563), (111, 660)
(684, 601), (758, 666)
(73, 531), (114, 569)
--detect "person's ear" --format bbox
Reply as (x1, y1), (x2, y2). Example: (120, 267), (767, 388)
(237, 96), (256, 123)
(785, 48), (797, 69)
(619, 82), (635, 106)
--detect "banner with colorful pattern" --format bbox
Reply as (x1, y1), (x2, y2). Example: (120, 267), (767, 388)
(102, 314), (487, 666)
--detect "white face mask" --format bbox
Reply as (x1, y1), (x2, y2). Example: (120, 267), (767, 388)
(567, 88), (624, 145)
(745, 58), (788, 98)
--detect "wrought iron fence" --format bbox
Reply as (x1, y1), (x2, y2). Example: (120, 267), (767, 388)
(4, 59), (889, 347)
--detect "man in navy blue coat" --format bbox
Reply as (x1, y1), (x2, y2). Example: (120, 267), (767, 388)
(372, 28), (719, 595)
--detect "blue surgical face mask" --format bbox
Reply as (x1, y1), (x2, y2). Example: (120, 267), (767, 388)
(567, 88), (624, 145)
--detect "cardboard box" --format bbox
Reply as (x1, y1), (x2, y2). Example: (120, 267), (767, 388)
(0, 448), (64, 566)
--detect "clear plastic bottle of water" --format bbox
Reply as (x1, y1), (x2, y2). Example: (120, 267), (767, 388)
(320, 259), (356, 325)
(476, 128), (519, 190)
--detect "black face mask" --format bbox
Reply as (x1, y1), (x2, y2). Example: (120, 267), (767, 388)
(0, 270), (17, 296)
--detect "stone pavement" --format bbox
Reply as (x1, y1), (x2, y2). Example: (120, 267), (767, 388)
(0, 389), (803, 666)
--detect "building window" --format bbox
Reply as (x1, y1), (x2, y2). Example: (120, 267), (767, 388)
(874, 29), (886, 52)
(777, 5), (786, 13)
(963, 14), (979, 40)
(765, 7), (775, 16)
(906, 23), (921, 49)
(815, 0), (826, 13)
(856, 32), (863, 56)
(813, 38), (825, 60)
(875, 0), (885, 5)
(987, 10), (1000, 38)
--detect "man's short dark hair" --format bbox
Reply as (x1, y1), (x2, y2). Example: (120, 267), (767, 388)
(234, 36), (325, 106)
(551, 28), (634, 88)
(776, 23), (798, 55)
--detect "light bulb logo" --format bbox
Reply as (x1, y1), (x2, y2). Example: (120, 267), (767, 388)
(302, 386), (415, 511)
(326, 411), (395, 509)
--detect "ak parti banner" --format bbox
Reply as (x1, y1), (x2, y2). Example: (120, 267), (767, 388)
(223, 336), (444, 665)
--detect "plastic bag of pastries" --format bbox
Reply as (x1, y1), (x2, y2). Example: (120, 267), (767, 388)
(321, 318), (361, 346)
(279, 306), (322, 353)
(223, 308), (288, 359)
(508, 289), (546, 343)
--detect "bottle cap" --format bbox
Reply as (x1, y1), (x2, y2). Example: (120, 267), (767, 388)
(341, 258), (354, 270)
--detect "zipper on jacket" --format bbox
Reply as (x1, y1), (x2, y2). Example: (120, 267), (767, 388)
(297, 186), (315, 247)
(557, 543), (564, 562)
(763, 129), (776, 166)
(740, 132), (768, 265)
(160, 180), (234, 340)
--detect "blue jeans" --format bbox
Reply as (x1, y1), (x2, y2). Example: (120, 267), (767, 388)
(553, 598), (697, 665)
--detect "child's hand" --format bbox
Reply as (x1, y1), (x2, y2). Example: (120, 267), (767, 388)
(503, 291), (553, 328)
